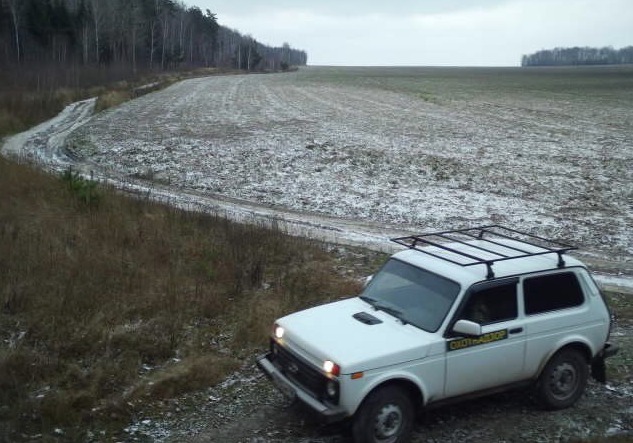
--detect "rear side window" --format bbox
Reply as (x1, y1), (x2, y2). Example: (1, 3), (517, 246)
(523, 272), (584, 315)
(462, 282), (518, 325)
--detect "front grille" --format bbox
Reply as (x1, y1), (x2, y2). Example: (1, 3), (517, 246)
(271, 340), (329, 400)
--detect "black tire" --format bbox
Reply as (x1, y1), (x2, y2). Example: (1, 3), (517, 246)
(352, 385), (414, 443)
(535, 348), (588, 410)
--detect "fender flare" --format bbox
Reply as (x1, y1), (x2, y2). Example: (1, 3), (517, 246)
(535, 336), (595, 378)
(350, 369), (429, 415)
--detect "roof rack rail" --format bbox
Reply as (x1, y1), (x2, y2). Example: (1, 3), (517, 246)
(391, 225), (577, 279)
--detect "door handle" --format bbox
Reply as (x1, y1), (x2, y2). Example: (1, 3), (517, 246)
(509, 327), (523, 334)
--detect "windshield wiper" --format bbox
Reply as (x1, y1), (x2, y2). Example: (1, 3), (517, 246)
(359, 295), (376, 306)
(360, 296), (408, 325)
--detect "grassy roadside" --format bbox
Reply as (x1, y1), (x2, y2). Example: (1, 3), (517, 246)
(603, 291), (633, 383)
(0, 157), (363, 440)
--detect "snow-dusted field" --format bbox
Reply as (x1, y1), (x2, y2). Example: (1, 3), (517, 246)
(69, 67), (632, 259)
(4, 66), (632, 283)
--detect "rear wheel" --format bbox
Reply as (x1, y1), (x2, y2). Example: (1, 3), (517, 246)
(352, 385), (414, 443)
(536, 348), (588, 410)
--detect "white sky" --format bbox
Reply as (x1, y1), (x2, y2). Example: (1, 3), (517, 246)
(184, 0), (633, 66)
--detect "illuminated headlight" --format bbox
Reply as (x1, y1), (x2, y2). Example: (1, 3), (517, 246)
(274, 324), (284, 340)
(323, 360), (341, 376)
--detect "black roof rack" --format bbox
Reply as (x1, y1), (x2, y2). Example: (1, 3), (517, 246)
(391, 225), (577, 279)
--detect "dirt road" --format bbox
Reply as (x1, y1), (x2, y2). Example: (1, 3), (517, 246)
(121, 348), (632, 442)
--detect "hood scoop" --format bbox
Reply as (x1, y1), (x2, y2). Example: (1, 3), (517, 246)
(353, 312), (383, 325)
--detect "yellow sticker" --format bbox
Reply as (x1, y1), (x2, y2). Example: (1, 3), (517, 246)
(447, 329), (508, 352)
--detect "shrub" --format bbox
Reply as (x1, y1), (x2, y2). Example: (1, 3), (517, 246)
(61, 168), (101, 206)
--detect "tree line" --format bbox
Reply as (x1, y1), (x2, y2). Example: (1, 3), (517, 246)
(522, 46), (633, 67)
(0, 0), (308, 73)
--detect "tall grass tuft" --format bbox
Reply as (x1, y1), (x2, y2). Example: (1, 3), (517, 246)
(0, 157), (362, 439)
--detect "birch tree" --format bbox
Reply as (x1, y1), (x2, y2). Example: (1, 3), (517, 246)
(5, 0), (23, 62)
(88, 0), (104, 63)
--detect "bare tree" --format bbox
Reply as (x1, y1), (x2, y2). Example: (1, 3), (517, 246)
(88, 0), (105, 63)
(5, 0), (23, 63)
(245, 35), (252, 71)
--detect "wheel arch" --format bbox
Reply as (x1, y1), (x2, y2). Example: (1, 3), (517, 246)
(536, 340), (593, 378)
(351, 377), (420, 443)
(352, 376), (425, 416)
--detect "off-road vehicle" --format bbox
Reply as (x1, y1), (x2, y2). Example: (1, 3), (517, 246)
(257, 225), (618, 443)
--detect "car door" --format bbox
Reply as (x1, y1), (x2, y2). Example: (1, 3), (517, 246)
(444, 278), (527, 397)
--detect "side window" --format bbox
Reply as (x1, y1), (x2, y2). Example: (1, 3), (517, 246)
(462, 282), (518, 325)
(523, 272), (584, 315)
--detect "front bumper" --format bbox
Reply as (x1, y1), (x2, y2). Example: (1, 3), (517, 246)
(591, 341), (619, 383)
(256, 353), (348, 423)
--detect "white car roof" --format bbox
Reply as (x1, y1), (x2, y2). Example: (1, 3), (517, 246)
(392, 238), (586, 287)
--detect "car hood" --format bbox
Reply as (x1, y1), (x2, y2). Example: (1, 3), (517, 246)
(277, 297), (436, 374)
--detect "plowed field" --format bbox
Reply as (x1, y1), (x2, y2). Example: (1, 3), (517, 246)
(67, 66), (633, 267)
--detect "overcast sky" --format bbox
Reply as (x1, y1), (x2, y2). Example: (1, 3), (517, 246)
(184, 0), (633, 66)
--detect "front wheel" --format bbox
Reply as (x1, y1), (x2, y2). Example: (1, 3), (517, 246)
(352, 385), (414, 443)
(535, 348), (588, 410)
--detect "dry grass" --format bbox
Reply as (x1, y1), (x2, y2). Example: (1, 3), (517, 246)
(0, 157), (361, 439)
(603, 292), (633, 383)
(0, 88), (89, 137)
(95, 90), (133, 112)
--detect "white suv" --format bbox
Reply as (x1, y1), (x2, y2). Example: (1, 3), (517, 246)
(257, 225), (618, 443)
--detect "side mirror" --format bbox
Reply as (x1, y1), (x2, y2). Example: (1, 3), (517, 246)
(363, 275), (373, 288)
(452, 319), (482, 337)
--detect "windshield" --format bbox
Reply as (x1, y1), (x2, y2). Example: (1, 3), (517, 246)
(360, 259), (460, 332)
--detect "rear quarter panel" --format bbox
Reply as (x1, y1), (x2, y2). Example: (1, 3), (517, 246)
(522, 270), (610, 376)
